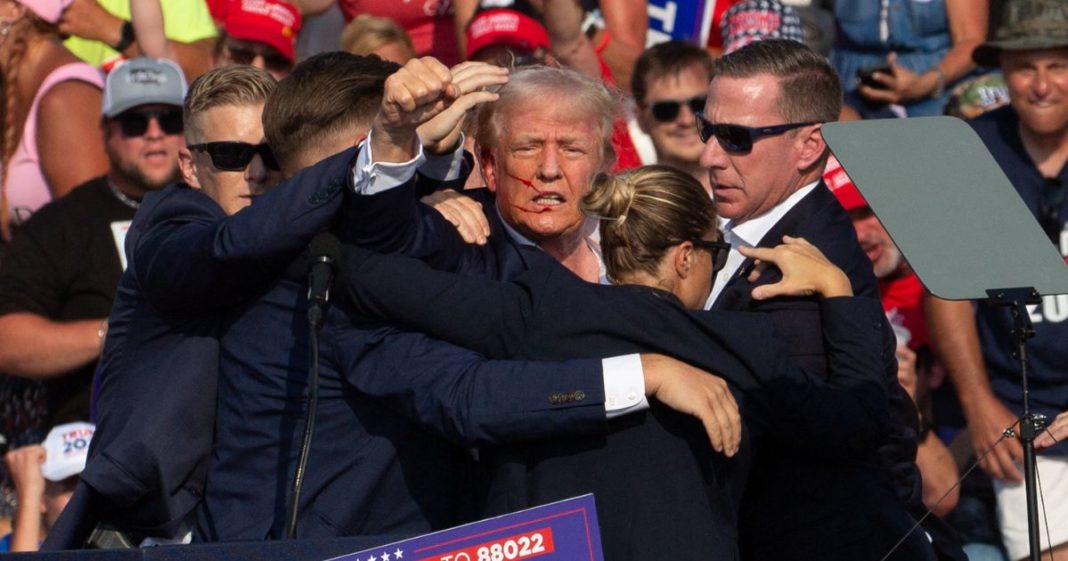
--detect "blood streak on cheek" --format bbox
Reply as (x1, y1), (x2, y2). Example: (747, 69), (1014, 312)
(506, 172), (553, 214)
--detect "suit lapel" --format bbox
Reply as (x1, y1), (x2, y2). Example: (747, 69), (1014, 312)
(714, 182), (829, 311)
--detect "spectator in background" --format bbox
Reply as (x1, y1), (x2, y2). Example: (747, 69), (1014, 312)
(339, 14), (416, 65)
(2, 422), (93, 552)
(719, 0), (805, 55)
(456, 0), (646, 93)
(926, 1), (1068, 559)
(210, 0), (302, 80)
(58, 0), (215, 78)
(464, 3), (551, 67)
(829, 0), (988, 117)
(0, 58), (184, 486)
(631, 41), (713, 192)
(0, 0), (108, 242)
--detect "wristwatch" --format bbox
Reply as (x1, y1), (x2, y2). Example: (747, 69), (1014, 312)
(112, 19), (136, 53)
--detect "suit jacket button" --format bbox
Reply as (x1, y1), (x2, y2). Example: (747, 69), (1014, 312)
(572, 390), (586, 401)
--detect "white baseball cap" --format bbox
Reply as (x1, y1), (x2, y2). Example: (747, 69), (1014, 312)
(41, 422), (95, 482)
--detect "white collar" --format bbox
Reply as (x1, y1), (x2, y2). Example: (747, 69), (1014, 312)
(723, 180), (820, 246)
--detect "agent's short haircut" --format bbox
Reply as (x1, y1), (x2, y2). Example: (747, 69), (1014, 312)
(631, 40), (714, 107)
(475, 65), (618, 169)
(263, 52), (401, 172)
(183, 65), (277, 143)
(711, 38), (841, 123)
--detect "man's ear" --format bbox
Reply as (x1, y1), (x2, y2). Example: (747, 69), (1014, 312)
(635, 106), (653, 135)
(480, 145), (498, 192)
(179, 148), (201, 189)
(795, 124), (828, 172)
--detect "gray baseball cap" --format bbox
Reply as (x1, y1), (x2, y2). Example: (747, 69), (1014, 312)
(973, 0), (1068, 67)
(102, 58), (187, 118)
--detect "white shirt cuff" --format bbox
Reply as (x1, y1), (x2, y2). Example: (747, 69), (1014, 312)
(602, 353), (648, 418)
(352, 130), (426, 195)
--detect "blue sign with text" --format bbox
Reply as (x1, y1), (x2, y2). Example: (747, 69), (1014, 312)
(324, 495), (603, 561)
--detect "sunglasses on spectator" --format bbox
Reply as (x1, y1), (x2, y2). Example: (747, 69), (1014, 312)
(188, 141), (280, 171)
(224, 43), (293, 74)
(1040, 177), (1065, 245)
(114, 108), (184, 137)
(695, 112), (817, 154)
(649, 95), (706, 123)
(691, 239), (732, 274)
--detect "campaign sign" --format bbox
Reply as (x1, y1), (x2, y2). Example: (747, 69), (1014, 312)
(647, 0), (712, 45)
(324, 495), (603, 561)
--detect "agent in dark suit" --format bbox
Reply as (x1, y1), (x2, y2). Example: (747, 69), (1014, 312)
(335, 166), (893, 561)
(697, 40), (952, 560)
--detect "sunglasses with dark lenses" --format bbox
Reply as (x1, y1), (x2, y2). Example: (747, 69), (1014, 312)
(225, 44), (293, 73)
(114, 109), (184, 137)
(1039, 177), (1065, 245)
(695, 112), (817, 154)
(691, 239), (732, 274)
(649, 96), (707, 123)
(188, 141), (280, 171)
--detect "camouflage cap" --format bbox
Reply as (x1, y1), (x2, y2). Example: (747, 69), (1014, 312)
(973, 0), (1068, 67)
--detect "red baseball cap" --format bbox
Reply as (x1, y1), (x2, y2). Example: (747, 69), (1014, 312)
(824, 155), (868, 212)
(466, 8), (550, 59)
(217, 0), (302, 62)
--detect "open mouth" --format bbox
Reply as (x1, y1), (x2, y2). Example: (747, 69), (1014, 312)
(533, 194), (564, 207)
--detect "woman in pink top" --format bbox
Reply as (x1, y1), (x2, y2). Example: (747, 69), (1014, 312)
(0, 0), (108, 241)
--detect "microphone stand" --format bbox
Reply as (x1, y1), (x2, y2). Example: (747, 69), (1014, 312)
(286, 241), (336, 539)
(986, 287), (1047, 561)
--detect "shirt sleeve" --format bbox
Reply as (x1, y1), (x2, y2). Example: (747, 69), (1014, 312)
(602, 353), (649, 418)
(352, 131), (468, 195)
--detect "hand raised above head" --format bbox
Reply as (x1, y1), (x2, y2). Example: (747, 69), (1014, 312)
(740, 236), (852, 300)
(373, 59), (508, 162)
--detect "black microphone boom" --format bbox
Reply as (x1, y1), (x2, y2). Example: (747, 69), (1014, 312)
(287, 232), (340, 539)
(306, 233), (340, 330)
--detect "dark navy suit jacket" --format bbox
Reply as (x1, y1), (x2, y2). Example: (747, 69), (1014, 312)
(333, 245), (892, 561)
(45, 148), (360, 549)
(714, 183), (949, 561)
(336, 181), (892, 560)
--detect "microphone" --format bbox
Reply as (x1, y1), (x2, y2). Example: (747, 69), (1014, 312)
(306, 232), (339, 331)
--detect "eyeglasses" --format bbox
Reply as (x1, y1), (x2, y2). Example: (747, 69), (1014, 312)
(1039, 177), (1065, 245)
(188, 141), (280, 171)
(113, 108), (184, 137)
(691, 239), (732, 274)
(649, 95), (706, 123)
(224, 43), (293, 74)
(695, 112), (817, 154)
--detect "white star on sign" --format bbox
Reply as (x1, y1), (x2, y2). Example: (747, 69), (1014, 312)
(368, 555), (377, 561)
(394, 548), (404, 559)
(382, 552), (391, 561)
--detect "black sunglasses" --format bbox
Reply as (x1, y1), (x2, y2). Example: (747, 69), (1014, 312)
(188, 141), (280, 171)
(695, 112), (817, 154)
(1039, 177), (1065, 245)
(114, 108), (184, 137)
(691, 239), (732, 274)
(225, 43), (293, 73)
(649, 95), (706, 123)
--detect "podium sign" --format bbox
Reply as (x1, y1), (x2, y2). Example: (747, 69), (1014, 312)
(325, 495), (604, 561)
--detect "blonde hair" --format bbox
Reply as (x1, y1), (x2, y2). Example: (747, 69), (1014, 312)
(1, 12), (55, 240)
(183, 65), (276, 143)
(339, 14), (415, 61)
(475, 65), (619, 170)
(582, 165), (717, 282)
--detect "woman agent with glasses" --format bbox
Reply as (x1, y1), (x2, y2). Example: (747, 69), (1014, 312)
(335, 165), (893, 561)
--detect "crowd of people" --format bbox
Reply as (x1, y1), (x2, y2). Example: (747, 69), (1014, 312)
(0, 0), (1066, 560)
